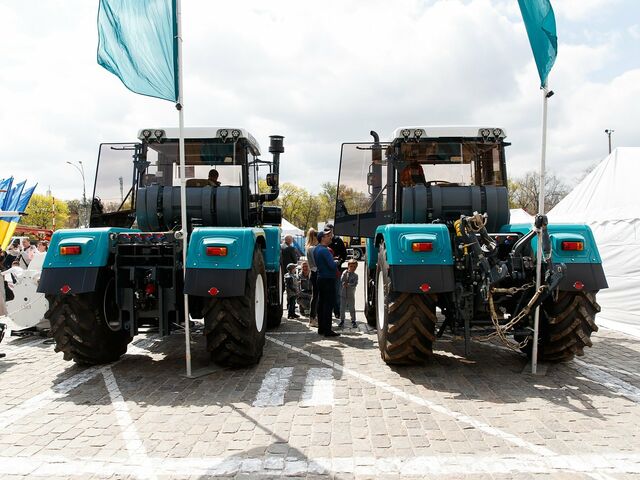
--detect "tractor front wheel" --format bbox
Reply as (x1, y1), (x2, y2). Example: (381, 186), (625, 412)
(375, 241), (437, 365)
(47, 275), (131, 365)
(204, 246), (267, 367)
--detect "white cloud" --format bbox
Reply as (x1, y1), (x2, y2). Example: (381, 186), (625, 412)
(0, 0), (637, 203)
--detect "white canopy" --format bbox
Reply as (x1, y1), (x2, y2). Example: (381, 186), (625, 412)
(281, 218), (303, 237)
(509, 208), (534, 224)
(548, 147), (640, 336)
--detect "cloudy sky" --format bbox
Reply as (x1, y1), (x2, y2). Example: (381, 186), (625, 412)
(1, 0), (638, 200)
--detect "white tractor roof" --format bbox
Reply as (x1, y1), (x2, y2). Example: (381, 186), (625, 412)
(390, 126), (507, 141)
(137, 127), (261, 155)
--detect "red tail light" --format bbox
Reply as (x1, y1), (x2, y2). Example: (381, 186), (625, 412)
(573, 281), (585, 290)
(206, 246), (228, 256)
(419, 283), (431, 293)
(412, 242), (433, 252)
(60, 245), (81, 255)
(208, 287), (219, 296)
(561, 241), (584, 251)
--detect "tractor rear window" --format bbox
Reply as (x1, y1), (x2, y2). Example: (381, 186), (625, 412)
(398, 141), (505, 186)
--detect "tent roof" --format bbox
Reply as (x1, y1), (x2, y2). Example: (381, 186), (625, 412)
(281, 218), (303, 235)
(548, 147), (640, 223)
(509, 208), (534, 224)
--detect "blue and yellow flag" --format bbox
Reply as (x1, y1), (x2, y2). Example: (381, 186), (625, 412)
(0, 177), (14, 213)
(0, 180), (25, 244)
(518, 0), (557, 87)
(0, 184), (37, 250)
(97, 0), (178, 102)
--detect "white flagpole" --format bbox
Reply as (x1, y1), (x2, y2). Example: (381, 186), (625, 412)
(532, 83), (550, 374)
(176, 0), (192, 377)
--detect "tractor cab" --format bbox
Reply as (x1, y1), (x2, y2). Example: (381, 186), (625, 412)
(334, 126), (510, 237)
(90, 127), (282, 232)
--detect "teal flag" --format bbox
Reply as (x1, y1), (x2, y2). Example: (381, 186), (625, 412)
(518, 0), (557, 87)
(97, 0), (178, 102)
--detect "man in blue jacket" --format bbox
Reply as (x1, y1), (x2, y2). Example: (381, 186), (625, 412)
(313, 230), (340, 337)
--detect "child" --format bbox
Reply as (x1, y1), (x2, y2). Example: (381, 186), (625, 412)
(284, 263), (300, 319)
(338, 259), (358, 328)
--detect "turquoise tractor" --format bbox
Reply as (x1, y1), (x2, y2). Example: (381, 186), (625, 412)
(334, 127), (607, 364)
(38, 128), (285, 366)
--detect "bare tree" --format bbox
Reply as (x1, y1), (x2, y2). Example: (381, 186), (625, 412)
(509, 171), (569, 214)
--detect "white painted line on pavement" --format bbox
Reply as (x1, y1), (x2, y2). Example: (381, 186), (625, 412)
(266, 335), (554, 456)
(0, 366), (102, 430)
(0, 335), (158, 430)
(1, 452), (640, 477)
(300, 367), (334, 406)
(252, 366), (294, 407)
(573, 358), (640, 404)
(102, 366), (157, 480)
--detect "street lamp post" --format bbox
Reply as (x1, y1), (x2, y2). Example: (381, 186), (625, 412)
(67, 160), (87, 227)
(604, 129), (614, 155)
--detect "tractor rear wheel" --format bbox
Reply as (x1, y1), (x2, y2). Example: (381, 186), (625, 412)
(46, 275), (131, 365)
(375, 241), (437, 365)
(266, 266), (283, 328)
(204, 246), (267, 367)
(539, 290), (600, 361)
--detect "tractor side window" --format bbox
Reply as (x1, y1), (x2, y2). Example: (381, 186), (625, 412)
(334, 143), (392, 237)
(92, 143), (137, 214)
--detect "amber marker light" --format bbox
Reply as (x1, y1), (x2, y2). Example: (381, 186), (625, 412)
(412, 242), (433, 252)
(561, 241), (584, 251)
(206, 246), (228, 256)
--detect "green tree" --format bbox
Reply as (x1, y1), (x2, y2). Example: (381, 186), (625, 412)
(24, 194), (69, 230)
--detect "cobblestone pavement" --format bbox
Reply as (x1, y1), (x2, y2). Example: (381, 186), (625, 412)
(1, 311), (640, 479)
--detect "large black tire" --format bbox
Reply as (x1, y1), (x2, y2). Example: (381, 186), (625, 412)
(539, 290), (600, 362)
(375, 241), (437, 365)
(46, 274), (131, 365)
(204, 246), (267, 367)
(266, 266), (283, 328)
(364, 265), (377, 327)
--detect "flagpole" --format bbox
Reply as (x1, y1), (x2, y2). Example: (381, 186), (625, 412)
(532, 83), (550, 374)
(176, 0), (192, 377)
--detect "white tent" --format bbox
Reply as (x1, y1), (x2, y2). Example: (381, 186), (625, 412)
(281, 218), (303, 237)
(509, 208), (534, 224)
(548, 147), (640, 336)
(281, 218), (305, 254)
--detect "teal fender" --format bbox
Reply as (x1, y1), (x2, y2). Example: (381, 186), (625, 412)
(37, 227), (137, 295)
(374, 224), (455, 294)
(184, 227), (267, 297)
(500, 223), (607, 291)
(262, 226), (281, 272)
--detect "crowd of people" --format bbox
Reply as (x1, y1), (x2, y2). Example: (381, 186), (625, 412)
(280, 224), (358, 338)
(0, 237), (49, 359)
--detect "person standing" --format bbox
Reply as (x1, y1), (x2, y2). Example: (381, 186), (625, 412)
(297, 261), (312, 316)
(305, 228), (319, 327)
(313, 231), (340, 337)
(324, 224), (347, 318)
(281, 234), (300, 271)
(339, 259), (359, 328)
(20, 238), (36, 268)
